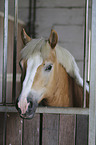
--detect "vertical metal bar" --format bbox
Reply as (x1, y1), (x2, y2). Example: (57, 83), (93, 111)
(74, 115), (77, 145)
(2, 0), (8, 105)
(12, 0), (18, 104)
(29, 0), (32, 36)
(83, 0), (89, 108)
(28, 0), (36, 38)
(3, 112), (7, 145)
(2, 1), (8, 144)
(88, 0), (96, 144)
(21, 119), (24, 145)
(39, 114), (43, 145)
(33, 0), (36, 38)
(87, 30), (91, 82)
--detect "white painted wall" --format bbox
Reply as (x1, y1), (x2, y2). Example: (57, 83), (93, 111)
(0, 0), (91, 77)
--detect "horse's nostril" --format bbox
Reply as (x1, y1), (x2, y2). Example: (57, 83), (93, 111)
(28, 101), (33, 109)
(27, 95), (33, 109)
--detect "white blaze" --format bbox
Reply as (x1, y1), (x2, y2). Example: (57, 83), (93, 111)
(21, 52), (43, 98)
(18, 52), (43, 114)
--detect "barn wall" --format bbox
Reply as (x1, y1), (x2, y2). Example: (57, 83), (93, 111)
(0, 0), (29, 24)
(0, 112), (88, 145)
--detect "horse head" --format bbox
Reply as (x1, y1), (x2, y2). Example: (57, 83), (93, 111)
(16, 29), (89, 119)
(16, 29), (60, 119)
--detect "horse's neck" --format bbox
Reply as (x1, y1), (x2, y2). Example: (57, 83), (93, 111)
(67, 72), (89, 107)
(68, 75), (83, 107)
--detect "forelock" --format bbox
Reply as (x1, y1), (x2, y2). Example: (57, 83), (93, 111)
(20, 37), (46, 60)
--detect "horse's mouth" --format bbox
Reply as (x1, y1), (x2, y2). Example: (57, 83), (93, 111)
(17, 100), (38, 119)
(20, 113), (35, 119)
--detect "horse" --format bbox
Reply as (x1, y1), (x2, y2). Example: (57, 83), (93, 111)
(16, 29), (89, 119)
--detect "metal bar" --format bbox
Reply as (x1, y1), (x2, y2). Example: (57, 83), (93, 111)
(87, 30), (91, 82)
(0, 106), (89, 115)
(88, 0), (96, 144)
(74, 115), (77, 145)
(3, 112), (7, 145)
(83, 0), (89, 108)
(0, 73), (21, 82)
(28, 0), (32, 36)
(2, 0), (8, 105)
(28, 0), (36, 38)
(36, 107), (89, 115)
(21, 119), (24, 145)
(32, 0), (36, 38)
(12, 0), (18, 104)
(39, 114), (43, 145)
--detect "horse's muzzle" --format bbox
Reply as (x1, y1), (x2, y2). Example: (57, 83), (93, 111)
(15, 97), (38, 119)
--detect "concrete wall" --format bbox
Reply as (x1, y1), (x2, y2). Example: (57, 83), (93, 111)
(0, 0), (29, 23)
(36, 0), (87, 77)
(0, 0), (91, 76)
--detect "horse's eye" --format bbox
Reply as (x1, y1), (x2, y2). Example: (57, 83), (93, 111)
(45, 65), (52, 72)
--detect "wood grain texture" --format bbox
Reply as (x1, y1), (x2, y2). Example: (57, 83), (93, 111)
(0, 113), (4, 145)
(6, 113), (21, 145)
(42, 114), (59, 145)
(76, 115), (88, 145)
(24, 114), (40, 145)
(59, 115), (76, 145)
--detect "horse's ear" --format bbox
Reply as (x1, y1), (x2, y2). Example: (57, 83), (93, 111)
(21, 28), (32, 45)
(48, 29), (58, 49)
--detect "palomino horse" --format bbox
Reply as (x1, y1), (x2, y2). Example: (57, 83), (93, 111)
(16, 29), (89, 119)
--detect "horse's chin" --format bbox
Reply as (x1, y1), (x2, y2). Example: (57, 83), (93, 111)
(20, 113), (35, 119)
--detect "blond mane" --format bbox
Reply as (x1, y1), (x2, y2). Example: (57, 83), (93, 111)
(21, 39), (89, 92)
(21, 37), (45, 59)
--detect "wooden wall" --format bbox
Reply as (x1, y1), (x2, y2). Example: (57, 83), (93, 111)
(0, 113), (88, 145)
